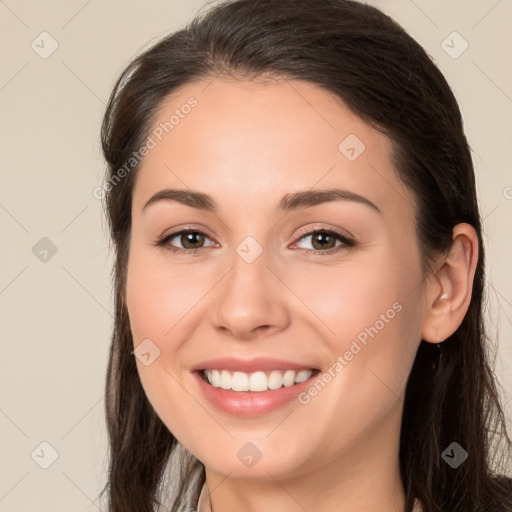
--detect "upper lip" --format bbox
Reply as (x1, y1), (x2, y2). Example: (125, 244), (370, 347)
(191, 357), (319, 373)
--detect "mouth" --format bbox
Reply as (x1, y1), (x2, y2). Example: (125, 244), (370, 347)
(197, 368), (321, 392)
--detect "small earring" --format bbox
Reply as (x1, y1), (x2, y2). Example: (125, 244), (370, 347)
(439, 293), (448, 301)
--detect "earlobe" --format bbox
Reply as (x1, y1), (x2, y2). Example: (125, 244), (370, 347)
(421, 223), (479, 344)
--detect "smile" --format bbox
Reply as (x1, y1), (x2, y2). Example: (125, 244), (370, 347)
(202, 369), (317, 392)
(193, 367), (321, 416)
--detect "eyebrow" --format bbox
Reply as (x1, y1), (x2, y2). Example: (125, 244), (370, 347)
(141, 188), (382, 214)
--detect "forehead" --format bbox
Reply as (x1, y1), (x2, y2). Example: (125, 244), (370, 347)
(132, 77), (412, 218)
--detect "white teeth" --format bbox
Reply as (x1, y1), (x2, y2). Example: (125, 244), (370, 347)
(295, 369), (312, 383)
(220, 370), (231, 390)
(268, 370), (283, 390)
(203, 369), (314, 392)
(232, 372), (249, 391)
(282, 370), (295, 387)
(249, 371), (268, 392)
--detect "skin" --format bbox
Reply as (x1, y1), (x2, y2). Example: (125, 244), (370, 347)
(125, 77), (478, 512)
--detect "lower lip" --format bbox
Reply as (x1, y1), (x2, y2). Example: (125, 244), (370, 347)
(192, 371), (318, 417)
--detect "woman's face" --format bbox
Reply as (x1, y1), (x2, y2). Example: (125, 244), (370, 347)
(126, 77), (428, 480)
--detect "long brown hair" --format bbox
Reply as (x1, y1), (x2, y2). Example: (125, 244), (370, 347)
(99, 1), (512, 510)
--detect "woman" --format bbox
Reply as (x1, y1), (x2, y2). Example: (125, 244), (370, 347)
(99, 0), (512, 510)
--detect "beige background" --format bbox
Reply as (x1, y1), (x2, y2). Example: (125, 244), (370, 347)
(0, 1), (511, 510)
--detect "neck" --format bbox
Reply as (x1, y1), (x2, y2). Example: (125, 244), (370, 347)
(203, 401), (406, 512)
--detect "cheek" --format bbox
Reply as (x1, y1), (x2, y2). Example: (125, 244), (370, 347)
(125, 245), (210, 344)
(124, 244), (219, 423)
(285, 260), (423, 469)
(299, 245), (422, 350)
(297, 247), (423, 411)
(125, 247), (202, 444)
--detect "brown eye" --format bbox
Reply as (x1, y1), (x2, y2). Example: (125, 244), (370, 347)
(178, 231), (206, 249)
(156, 229), (216, 253)
(294, 228), (355, 255)
(309, 231), (338, 250)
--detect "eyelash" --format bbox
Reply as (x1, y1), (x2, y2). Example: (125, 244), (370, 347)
(154, 226), (356, 256)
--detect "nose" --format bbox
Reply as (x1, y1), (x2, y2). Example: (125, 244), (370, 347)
(211, 247), (290, 341)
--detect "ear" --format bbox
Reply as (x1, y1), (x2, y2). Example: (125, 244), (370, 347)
(421, 223), (479, 344)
